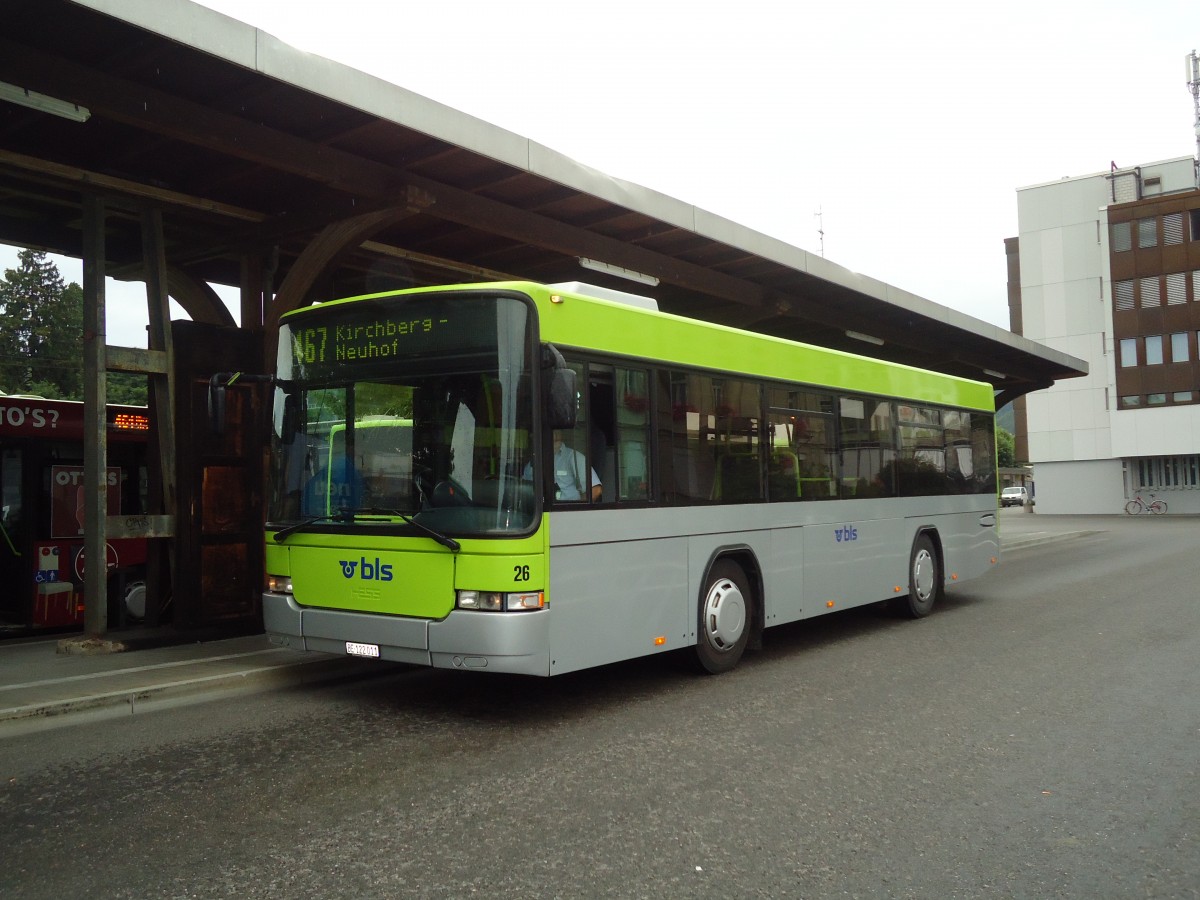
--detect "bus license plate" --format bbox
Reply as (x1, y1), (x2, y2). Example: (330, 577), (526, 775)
(345, 642), (380, 658)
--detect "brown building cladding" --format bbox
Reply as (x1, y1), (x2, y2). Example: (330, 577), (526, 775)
(1107, 190), (1200, 410)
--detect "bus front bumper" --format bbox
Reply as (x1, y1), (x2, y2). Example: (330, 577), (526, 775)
(262, 592), (552, 676)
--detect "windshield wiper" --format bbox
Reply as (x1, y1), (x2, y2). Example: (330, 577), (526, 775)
(271, 510), (354, 543)
(352, 506), (461, 553)
(272, 507), (460, 553)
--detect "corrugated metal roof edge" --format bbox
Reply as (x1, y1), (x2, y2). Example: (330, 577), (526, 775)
(73, 0), (1085, 379)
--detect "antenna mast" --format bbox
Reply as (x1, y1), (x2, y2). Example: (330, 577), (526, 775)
(1189, 50), (1200, 188)
(815, 207), (825, 257)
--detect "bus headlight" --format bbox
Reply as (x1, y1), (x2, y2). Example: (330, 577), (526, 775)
(266, 574), (293, 594)
(456, 590), (545, 611)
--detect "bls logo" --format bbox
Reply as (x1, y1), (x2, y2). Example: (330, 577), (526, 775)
(834, 525), (858, 543)
(338, 557), (394, 582)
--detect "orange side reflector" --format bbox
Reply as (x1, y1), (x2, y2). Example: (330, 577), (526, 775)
(950, 573), (958, 581)
(990, 557), (998, 564)
(893, 586), (902, 593)
(653, 636), (666, 646)
(826, 600), (835, 608)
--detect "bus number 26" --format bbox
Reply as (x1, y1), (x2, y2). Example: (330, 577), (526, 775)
(513, 564), (530, 582)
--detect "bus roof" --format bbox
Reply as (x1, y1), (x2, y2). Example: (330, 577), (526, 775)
(296, 282), (995, 412)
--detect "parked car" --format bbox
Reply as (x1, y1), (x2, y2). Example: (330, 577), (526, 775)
(1000, 486), (1029, 507)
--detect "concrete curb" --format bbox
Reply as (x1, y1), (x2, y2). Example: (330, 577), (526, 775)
(0, 655), (395, 736)
(1001, 530), (1101, 554)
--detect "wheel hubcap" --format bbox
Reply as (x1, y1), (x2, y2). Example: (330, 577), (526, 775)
(702, 578), (746, 652)
(913, 549), (935, 601)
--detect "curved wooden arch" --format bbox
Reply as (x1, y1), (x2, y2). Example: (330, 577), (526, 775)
(166, 267), (236, 326)
(262, 199), (428, 368)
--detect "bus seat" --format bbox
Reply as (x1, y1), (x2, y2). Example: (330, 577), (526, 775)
(716, 452), (762, 502)
(769, 450), (801, 499)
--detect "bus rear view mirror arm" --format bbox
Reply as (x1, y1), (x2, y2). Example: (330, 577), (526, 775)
(208, 371), (274, 435)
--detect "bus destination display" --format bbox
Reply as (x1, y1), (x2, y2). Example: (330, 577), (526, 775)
(284, 295), (521, 380)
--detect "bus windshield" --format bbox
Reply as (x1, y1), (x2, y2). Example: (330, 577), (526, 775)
(268, 293), (537, 536)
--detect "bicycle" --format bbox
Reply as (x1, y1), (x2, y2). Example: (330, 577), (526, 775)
(1124, 492), (1167, 515)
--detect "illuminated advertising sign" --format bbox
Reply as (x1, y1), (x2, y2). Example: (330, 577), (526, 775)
(0, 397), (149, 440)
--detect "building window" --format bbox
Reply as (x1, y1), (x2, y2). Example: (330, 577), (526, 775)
(1190, 209), (1200, 241)
(1167, 273), (1186, 305)
(1193, 270), (1200, 301)
(1119, 338), (1138, 367)
(1170, 332), (1189, 362)
(1115, 280), (1135, 310)
(1163, 212), (1184, 245)
(1147, 393), (1167, 405)
(1111, 221), (1132, 252)
(1140, 276), (1160, 308)
(1173, 391), (1193, 403)
(1108, 280), (1128, 312)
(1133, 455), (1200, 489)
(1145, 335), (1163, 365)
(1120, 395), (1141, 408)
(1137, 217), (1157, 248)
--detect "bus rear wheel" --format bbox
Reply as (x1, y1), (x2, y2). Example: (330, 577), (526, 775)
(695, 560), (752, 674)
(895, 533), (941, 619)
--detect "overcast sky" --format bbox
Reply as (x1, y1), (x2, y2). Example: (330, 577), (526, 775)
(2, 0), (1197, 347)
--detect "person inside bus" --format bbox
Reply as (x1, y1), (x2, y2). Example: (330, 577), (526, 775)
(525, 430), (601, 502)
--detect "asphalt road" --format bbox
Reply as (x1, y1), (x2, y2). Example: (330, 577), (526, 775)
(2, 515), (1197, 899)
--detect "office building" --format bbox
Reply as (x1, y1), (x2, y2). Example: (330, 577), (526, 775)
(1010, 156), (1200, 514)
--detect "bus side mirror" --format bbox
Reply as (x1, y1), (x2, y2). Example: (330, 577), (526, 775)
(548, 367), (577, 430)
(541, 344), (577, 430)
(281, 392), (300, 444)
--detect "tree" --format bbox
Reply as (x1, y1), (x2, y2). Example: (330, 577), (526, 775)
(0, 250), (83, 398)
(107, 373), (149, 406)
(0, 250), (147, 404)
(996, 427), (1016, 468)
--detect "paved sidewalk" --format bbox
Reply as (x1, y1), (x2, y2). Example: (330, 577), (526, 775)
(0, 509), (1100, 735)
(0, 631), (393, 735)
(996, 508), (1105, 552)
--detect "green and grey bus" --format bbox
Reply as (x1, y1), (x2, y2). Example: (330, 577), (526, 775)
(257, 281), (998, 675)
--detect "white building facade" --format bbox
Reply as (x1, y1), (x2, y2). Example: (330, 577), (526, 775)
(1014, 156), (1200, 514)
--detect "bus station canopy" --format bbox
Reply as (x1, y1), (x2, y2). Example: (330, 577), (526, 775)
(1, 0), (1085, 404)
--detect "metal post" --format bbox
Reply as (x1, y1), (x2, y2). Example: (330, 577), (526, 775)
(1187, 51), (1200, 189)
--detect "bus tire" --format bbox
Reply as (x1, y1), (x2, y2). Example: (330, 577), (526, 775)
(123, 579), (148, 621)
(695, 559), (752, 674)
(897, 533), (941, 619)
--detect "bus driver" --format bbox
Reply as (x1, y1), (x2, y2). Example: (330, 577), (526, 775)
(526, 430), (601, 502)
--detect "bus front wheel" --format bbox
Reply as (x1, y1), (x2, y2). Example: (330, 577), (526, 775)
(896, 533), (941, 619)
(695, 560), (752, 674)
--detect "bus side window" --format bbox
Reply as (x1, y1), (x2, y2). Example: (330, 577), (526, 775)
(767, 389), (836, 501)
(838, 396), (896, 499)
(614, 367), (649, 502)
(656, 370), (717, 504)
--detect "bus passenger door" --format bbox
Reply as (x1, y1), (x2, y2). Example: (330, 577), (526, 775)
(0, 447), (28, 627)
